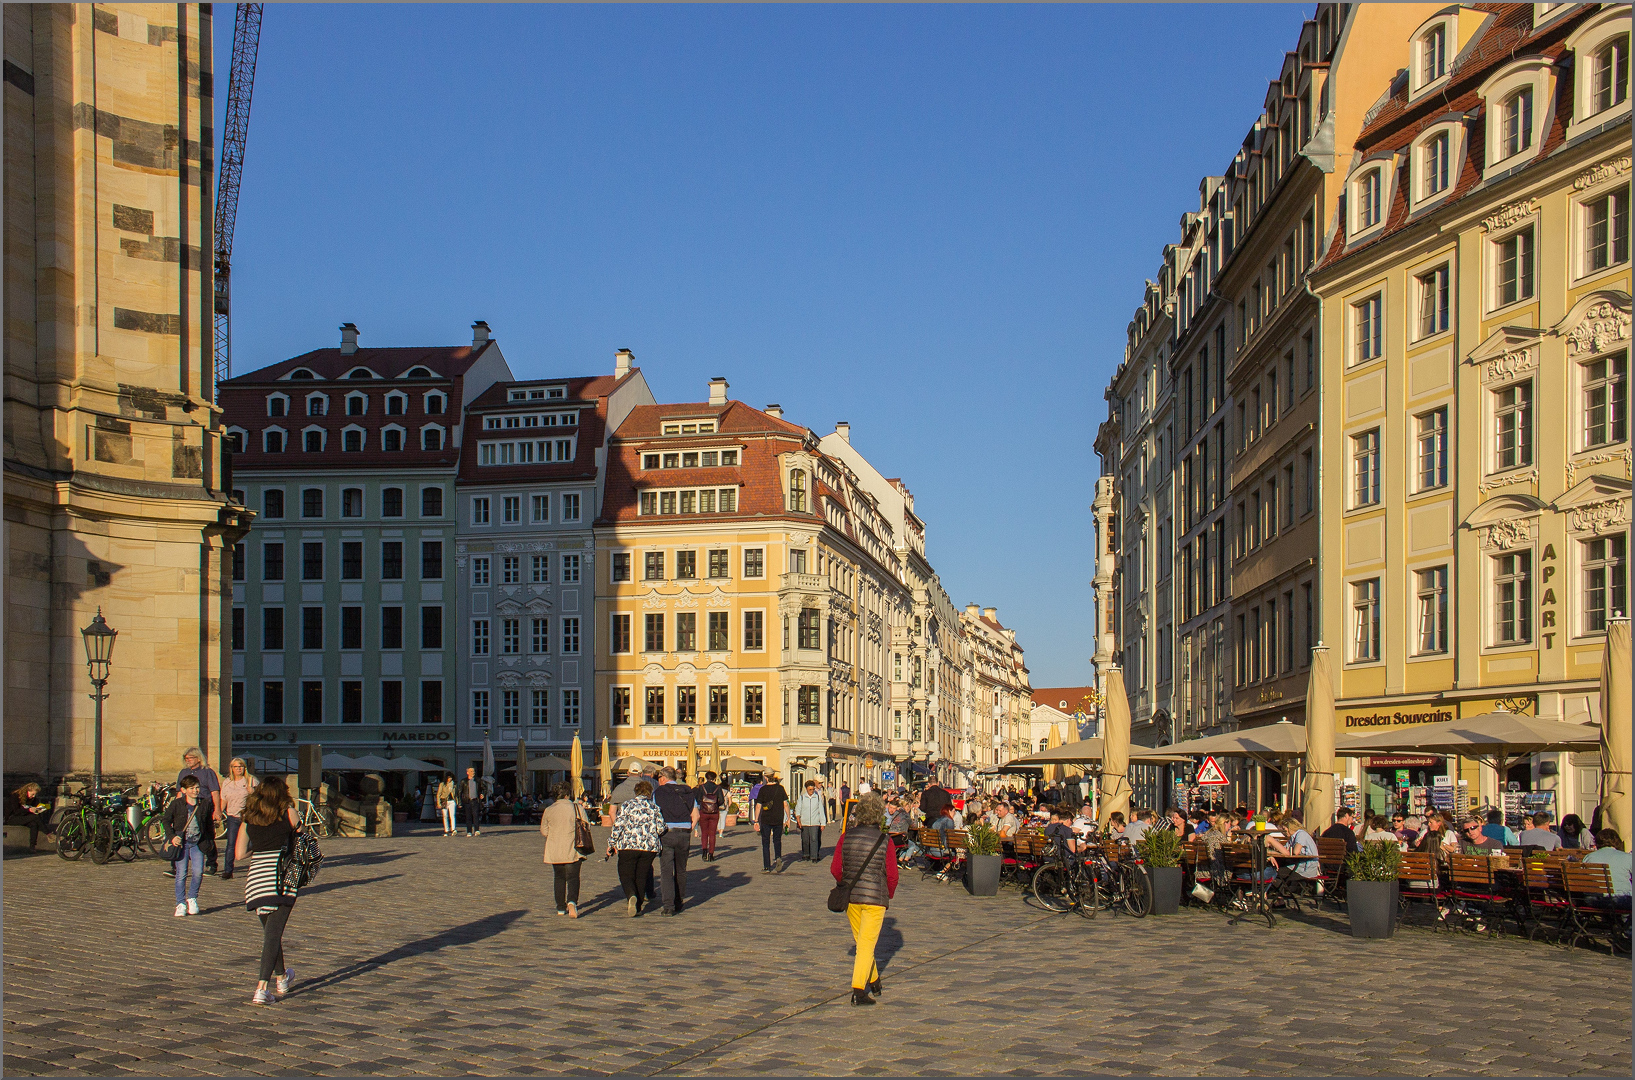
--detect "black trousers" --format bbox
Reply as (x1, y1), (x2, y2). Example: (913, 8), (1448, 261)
(660, 830), (691, 912)
(617, 850), (656, 902)
(552, 861), (581, 910)
(760, 819), (783, 868)
(199, 816), (219, 870)
(258, 904), (292, 982)
(462, 799), (481, 833)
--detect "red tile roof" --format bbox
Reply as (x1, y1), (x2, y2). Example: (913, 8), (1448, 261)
(1031, 686), (1098, 712)
(224, 342), (497, 384)
(457, 372), (640, 485)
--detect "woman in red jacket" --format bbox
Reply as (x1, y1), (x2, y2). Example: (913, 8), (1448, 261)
(830, 791), (898, 1005)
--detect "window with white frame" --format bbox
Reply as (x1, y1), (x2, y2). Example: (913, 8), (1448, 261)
(562, 688), (580, 728)
(561, 553), (580, 583)
(1415, 566), (1449, 655)
(1492, 551), (1532, 645)
(561, 493), (581, 522)
(266, 393), (288, 417)
(1481, 61), (1550, 177)
(422, 426), (444, 451)
(1584, 535), (1628, 634)
(502, 495), (520, 523)
(500, 689), (520, 725)
(531, 617), (549, 653)
(341, 426), (364, 452)
(471, 557), (490, 586)
(1416, 263), (1450, 339)
(531, 688), (549, 725)
(1416, 407), (1449, 491)
(472, 619), (490, 655)
(381, 426), (404, 452)
(385, 391), (406, 416)
(472, 690), (490, 727)
(1581, 186), (1630, 276)
(561, 617), (579, 655)
(1493, 226), (1535, 307)
(1355, 168), (1383, 230)
(1583, 351), (1628, 449)
(1352, 429), (1381, 507)
(501, 555), (520, 584)
(531, 494), (550, 522)
(1591, 34), (1630, 114)
(1569, 10), (1631, 138)
(1353, 293), (1382, 363)
(424, 392), (446, 415)
(306, 394), (328, 417)
(1420, 131), (1451, 201)
(345, 392), (367, 416)
(1500, 87), (1533, 159)
(302, 427), (325, 453)
(1417, 22), (1447, 90)
(263, 428), (286, 453)
(471, 497), (491, 526)
(638, 488), (739, 515)
(531, 554), (550, 583)
(1351, 578), (1381, 662)
(1493, 381), (1533, 470)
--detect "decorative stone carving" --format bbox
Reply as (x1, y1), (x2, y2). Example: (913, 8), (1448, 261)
(525, 598), (550, 614)
(704, 590), (731, 608)
(1573, 156), (1632, 191)
(1564, 301), (1631, 357)
(641, 593), (667, 609)
(526, 671), (551, 687)
(1484, 518), (1534, 550)
(676, 663), (697, 679)
(1481, 198), (1536, 233)
(496, 671), (521, 687)
(1567, 498), (1630, 534)
(1567, 449), (1633, 485)
(1481, 348), (1537, 384)
(707, 662), (729, 679)
(454, 555), (468, 569)
(674, 593), (699, 608)
(1478, 468), (1537, 494)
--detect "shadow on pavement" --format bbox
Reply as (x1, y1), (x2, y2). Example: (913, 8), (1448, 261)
(296, 909), (528, 993)
(877, 916), (906, 970)
(319, 849), (416, 868)
(680, 864), (752, 909)
(301, 872), (404, 896)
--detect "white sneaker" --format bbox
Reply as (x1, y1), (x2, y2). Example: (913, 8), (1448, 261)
(186, 898), (200, 916)
(274, 967), (293, 997)
(174, 903), (187, 918)
(252, 987), (275, 1006)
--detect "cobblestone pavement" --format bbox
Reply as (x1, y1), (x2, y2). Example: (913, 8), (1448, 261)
(3, 822), (1629, 1076)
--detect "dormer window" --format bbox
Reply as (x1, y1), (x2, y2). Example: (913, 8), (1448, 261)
(263, 428), (286, 453)
(1355, 168), (1383, 231)
(343, 367), (378, 380)
(1421, 132), (1450, 200)
(405, 366), (433, 379)
(509, 389), (528, 402)
(1420, 24), (1446, 87)
(547, 387), (565, 399)
(1592, 36), (1630, 113)
(286, 368), (316, 380)
(1568, 13), (1631, 143)
(302, 427), (325, 453)
(382, 426), (404, 453)
(424, 392), (446, 415)
(422, 426), (444, 451)
(788, 469), (808, 513)
(342, 426), (365, 453)
(1500, 88), (1533, 159)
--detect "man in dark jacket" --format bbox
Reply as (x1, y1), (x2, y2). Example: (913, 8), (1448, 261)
(652, 768), (699, 915)
(756, 773), (790, 872)
(1322, 807), (1360, 854)
(920, 782), (952, 826)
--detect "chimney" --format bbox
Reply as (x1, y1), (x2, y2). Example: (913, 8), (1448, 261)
(471, 321), (490, 347)
(764, 403), (783, 420)
(708, 377), (729, 407)
(614, 348), (634, 378)
(835, 421), (850, 443)
(982, 607), (998, 621)
(965, 604), (980, 617)
(339, 323), (359, 355)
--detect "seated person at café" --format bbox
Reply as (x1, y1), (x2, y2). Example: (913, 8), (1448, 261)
(1073, 803), (1097, 833)
(1583, 830), (1632, 911)
(1105, 811), (1127, 839)
(1460, 816), (1505, 853)
(1123, 809), (1154, 847)
(1394, 814), (1420, 844)
(1042, 807), (1084, 855)
(1518, 811), (1563, 851)
(1321, 807), (1360, 853)
(1481, 808), (1519, 847)
(1363, 815), (1398, 843)
(993, 802), (1020, 839)
(1265, 810), (1322, 893)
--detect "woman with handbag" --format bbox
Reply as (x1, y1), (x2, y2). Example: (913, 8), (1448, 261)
(235, 775), (302, 1005)
(828, 791), (897, 1007)
(539, 781), (592, 918)
(607, 781), (664, 917)
(436, 774), (458, 836)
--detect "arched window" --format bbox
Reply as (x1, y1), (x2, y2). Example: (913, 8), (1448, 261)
(287, 368), (317, 380)
(1501, 88), (1533, 159)
(1356, 169), (1383, 229)
(1419, 24), (1446, 87)
(1591, 34), (1629, 114)
(788, 469), (807, 512)
(1421, 132), (1449, 199)
(405, 366), (433, 378)
(422, 426), (444, 451)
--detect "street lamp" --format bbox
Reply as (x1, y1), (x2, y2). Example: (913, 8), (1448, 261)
(79, 608), (118, 796)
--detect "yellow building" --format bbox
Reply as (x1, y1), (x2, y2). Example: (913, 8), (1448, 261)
(5, 5), (248, 785)
(593, 382), (909, 791)
(1312, 3), (1630, 818)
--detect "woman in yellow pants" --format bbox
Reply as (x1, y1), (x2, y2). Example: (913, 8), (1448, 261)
(829, 792), (899, 1005)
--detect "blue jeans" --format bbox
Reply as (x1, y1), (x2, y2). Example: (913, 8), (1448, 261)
(174, 841), (203, 903)
(223, 816), (243, 875)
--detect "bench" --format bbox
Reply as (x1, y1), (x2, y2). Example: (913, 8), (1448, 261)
(1561, 862), (1630, 956)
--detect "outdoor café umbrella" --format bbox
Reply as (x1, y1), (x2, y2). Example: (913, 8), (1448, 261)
(570, 734), (584, 799)
(523, 754), (573, 772)
(600, 737), (613, 798)
(1043, 722), (1063, 783)
(1098, 667), (1132, 830)
(687, 730), (698, 784)
(1005, 741), (1190, 767)
(1335, 712), (1603, 808)
(517, 736), (529, 796)
(1301, 645), (1337, 830)
(717, 755), (767, 773)
(1601, 618), (1631, 840)
(482, 733), (495, 787)
(710, 736), (722, 780)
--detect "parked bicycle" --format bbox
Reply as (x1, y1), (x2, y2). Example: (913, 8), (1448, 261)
(1086, 840), (1152, 918)
(297, 796), (332, 838)
(1030, 836), (1100, 919)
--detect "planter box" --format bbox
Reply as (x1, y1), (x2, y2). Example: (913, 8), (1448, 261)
(1147, 865), (1183, 915)
(600, 814), (615, 827)
(1348, 879), (1397, 939)
(965, 853), (1002, 896)
(392, 812), (408, 823)
(724, 814), (738, 828)
(496, 813), (514, 826)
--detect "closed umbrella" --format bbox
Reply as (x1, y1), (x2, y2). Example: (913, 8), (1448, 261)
(1601, 618), (1631, 840)
(1097, 668), (1133, 830)
(482, 733), (495, 788)
(517, 736), (529, 797)
(710, 736), (722, 780)
(1043, 722), (1063, 784)
(600, 737), (613, 800)
(687, 730), (698, 784)
(1302, 645), (1337, 831)
(570, 734), (584, 800)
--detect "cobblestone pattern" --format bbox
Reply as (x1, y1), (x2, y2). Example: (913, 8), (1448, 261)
(3, 824), (1629, 1076)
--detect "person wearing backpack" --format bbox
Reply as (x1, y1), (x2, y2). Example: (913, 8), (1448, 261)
(696, 771), (725, 861)
(829, 791), (897, 1006)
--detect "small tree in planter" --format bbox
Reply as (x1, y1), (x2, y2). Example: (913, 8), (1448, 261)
(724, 801), (740, 828)
(964, 822), (1003, 896)
(599, 801), (614, 827)
(1138, 828), (1185, 914)
(1344, 840), (1403, 939)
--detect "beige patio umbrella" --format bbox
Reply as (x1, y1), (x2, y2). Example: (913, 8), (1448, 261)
(1043, 722), (1063, 784)
(710, 735), (722, 780)
(1301, 646), (1337, 830)
(1335, 712), (1603, 812)
(1098, 668), (1132, 830)
(1601, 618), (1631, 840)
(600, 736), (613, 799)
(686, 730), (698, 784)
(1005, 741), (1191, 767)
(569, 734), (584, 799)
(517, 736), (530, 797)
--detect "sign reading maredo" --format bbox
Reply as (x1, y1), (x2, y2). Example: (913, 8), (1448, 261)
(1341, 707), (1452, 730)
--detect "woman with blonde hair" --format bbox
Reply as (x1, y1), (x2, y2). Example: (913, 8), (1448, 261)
(436, 773), (458, 836)
(829, 791), (897, 1006)
(235, 775), (301, 1005)
(219, 758), (258, 881)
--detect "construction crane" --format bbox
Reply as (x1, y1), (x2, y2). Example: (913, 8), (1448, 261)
(213, 3), (264, 397)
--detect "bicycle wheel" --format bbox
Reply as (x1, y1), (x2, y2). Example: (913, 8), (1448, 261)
(142, 817), (166, 856)
(1073, 866), (1100, 919)
(214, 816), (228, 841)
(113, 822), (139, 862)
(1122, 865), (1152, 918)
(1031, 865), (1074, 913)
(89, 819), (115, 865)
(56, 816), (88, 861)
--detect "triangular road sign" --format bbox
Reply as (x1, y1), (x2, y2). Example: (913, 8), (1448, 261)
(1196, 755), (1230, 786)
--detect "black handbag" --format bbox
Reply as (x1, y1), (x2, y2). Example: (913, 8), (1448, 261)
(827, 832), (886, 913)
(280, 829), (323, 893)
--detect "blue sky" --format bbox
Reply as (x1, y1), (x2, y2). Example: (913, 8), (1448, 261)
(220, 3), (1310, 688)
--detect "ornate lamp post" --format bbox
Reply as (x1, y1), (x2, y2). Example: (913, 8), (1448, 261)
(79, 608), (118, 796)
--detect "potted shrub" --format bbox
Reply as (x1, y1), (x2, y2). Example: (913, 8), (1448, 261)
(1344, 840), (1402, 939)
(600, 801), (615, 828)
(391, 796), (410, 824)
(963, 822), (1003, 897)
(1138, 828), (1184, 914)
(723, 800), (740, 829)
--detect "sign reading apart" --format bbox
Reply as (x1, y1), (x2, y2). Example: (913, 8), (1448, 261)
(1196, 755), (1230, 786)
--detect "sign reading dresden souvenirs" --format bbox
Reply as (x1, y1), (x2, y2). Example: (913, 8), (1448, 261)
(1341, 707), (1452, 730)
